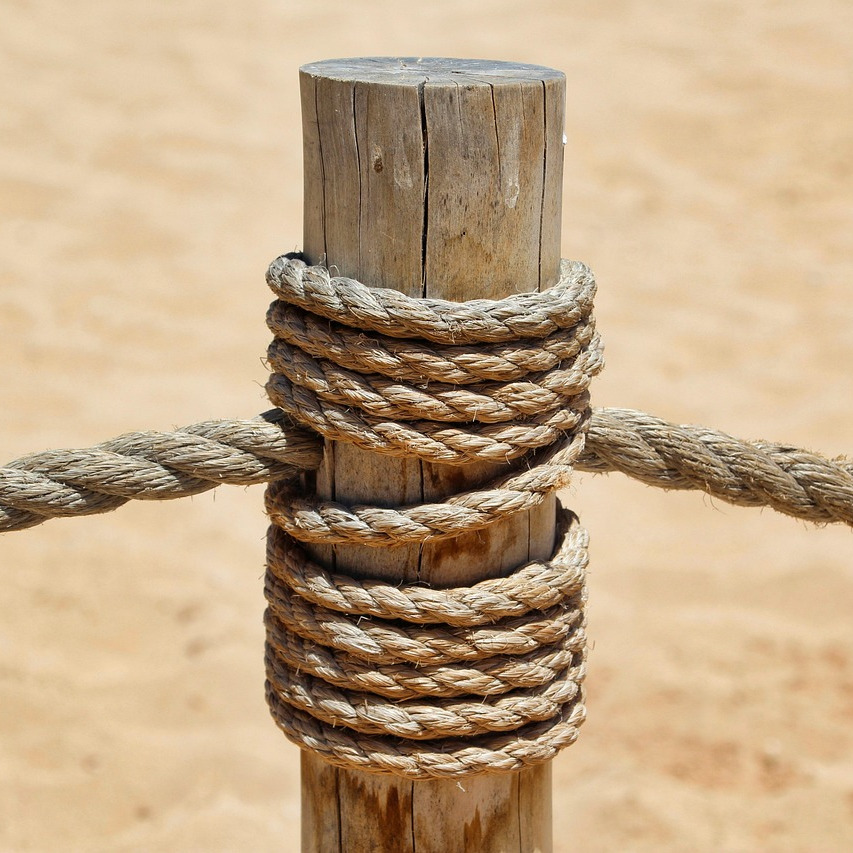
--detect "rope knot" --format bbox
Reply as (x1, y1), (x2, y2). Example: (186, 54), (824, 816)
(263, 257), (602, 777)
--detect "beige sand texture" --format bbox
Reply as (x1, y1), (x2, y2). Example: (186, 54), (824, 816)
(2, 1), (853, 850)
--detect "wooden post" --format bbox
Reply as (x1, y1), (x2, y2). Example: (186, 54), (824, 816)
(298, 57), (565, 853)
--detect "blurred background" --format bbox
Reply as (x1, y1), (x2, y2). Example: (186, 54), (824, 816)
(1, 1), (852, 849)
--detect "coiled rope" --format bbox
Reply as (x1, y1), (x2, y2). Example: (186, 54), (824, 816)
(3, 255), (853, 776)
(262, 256), (599, 777)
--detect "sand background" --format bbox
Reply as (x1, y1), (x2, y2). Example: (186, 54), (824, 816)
(2, 1), (852, 850)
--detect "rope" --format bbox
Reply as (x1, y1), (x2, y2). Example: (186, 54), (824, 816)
(264, 506), (588, 776)
(4, 251), (853, 778)
(262, 256), (597, 777)
(264, 430), (584, 546)
(259, 254), (853, 777)
(265, 259), (602, 467)
(0, 410), (321, 532)
(265, 256), (596, 344)
(266, 513), (586, 625)
(5, 408), (853, 533)
(584, 408), (853, 526)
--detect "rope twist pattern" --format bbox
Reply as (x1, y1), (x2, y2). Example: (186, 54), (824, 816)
(4, 254), (853, 777)
(0, 410), (321, 532)
(5, 410), (853, 531)
(264, 510), (588, 775)
(263, 255), (599, 777)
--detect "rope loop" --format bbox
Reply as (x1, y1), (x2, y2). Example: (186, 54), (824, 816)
(265, 507), (589, 776)
(266, 256), (597, 344)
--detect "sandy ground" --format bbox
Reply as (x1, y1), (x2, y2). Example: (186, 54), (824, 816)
(2, 1), (853, 850)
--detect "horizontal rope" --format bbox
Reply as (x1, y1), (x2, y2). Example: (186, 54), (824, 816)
(583, 408), (853, 526)
(267, 335), (602, 424)
(4, 407), (853, 532)
(266, 650), (583, 740)
(0, 410), (321, 532)
(266, 374), (592, 465)
(267, 578), (583, 666)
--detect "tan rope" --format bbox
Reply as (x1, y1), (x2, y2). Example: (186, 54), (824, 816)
(266, 335), (601, 423)
(583, 408), (853, 526)
(262, 256), (596, 777)
(264, 506), (588, 777)
(0, 410), (321, 532)
(0, 248), (853, 778)
(265, 690), (586, 778)
(265, 516), (587, 625)
(259, 254), (853, 777)
(3, 252), (853, 776)
(265, 258), (602, 467)
(264, 428), (585, 547)
(4, 407), (853, 531)
(266, 299), (596, 384)
(264, 614), (584, 701)
(266, 654), (583, 740)
(266, 372), (592, 464)
(265, 256), (597, 344)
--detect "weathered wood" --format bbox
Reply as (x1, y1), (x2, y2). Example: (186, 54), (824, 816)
(298, 57), (565, 853)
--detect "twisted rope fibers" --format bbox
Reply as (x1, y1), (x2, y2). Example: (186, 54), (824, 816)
(265, 515), (587, 625)
(264, 429), (586, 547)
(265, 260), (601, 467)
(3, 257), (853, 775)
(0, 410), (322, 532)
(262, 256), (598, 776)
(265, 256), (597, 344)
(264, 508), (588, 776)
(4, 408), (853, 532)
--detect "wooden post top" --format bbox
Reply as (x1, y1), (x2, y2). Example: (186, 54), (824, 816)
(299, 56), (566, 305)
(301, 56), (565, 87)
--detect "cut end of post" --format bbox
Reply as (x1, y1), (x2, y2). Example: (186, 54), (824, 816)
(300, 57), (565, 87)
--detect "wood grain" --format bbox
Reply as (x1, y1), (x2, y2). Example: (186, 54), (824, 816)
(297, 57), (565, 853)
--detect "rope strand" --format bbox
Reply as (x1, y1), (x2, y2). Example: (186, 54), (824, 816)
(4, 407), (852, 532)
(0, 410), (321, 531)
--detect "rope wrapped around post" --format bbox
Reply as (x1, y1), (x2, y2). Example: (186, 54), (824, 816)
(3, 257), (853, 773)
(262, 254), (601, 777)
(4, 408), (853, 531)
